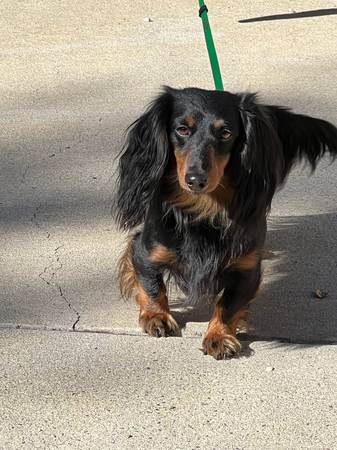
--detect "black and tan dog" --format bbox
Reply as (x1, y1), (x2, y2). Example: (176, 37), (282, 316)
(115, 87), (337, 360)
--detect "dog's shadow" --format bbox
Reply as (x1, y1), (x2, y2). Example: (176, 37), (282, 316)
(170, 212), (337, 346)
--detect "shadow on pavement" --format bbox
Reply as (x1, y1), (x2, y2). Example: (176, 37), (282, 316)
(239, 8), (337, 23)
(171, 212), (337, 346)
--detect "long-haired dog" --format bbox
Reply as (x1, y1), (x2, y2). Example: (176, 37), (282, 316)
(115, 87), (337, 360)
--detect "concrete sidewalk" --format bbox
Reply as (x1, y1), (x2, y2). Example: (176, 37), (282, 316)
(1, 329), (337, 450)
(1, 0), (337, 448)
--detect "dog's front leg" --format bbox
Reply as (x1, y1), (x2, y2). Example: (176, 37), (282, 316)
(202, 262), (261, 360)
(131, 235), (180, 337)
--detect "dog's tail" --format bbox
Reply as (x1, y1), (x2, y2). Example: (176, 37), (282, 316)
(269, 106), (337, 179)
(117, 234), (138, 300)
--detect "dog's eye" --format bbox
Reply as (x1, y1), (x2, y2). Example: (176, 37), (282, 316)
(176, 126), (190, 137)
(221, 129), (232, 140)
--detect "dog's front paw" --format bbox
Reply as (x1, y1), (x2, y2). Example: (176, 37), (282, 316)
(202, 331), (242, 360)
(139, 312), (181, 337)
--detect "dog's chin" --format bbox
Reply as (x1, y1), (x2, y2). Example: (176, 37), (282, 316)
(181, 184), (218, 196)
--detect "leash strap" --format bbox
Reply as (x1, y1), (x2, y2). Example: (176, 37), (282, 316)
(198, 0), (224, 91)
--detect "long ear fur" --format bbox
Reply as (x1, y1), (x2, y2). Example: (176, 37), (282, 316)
(230, 93), (284, 224)
(267, 106), (337, 180)
(115, 88), (173, 230)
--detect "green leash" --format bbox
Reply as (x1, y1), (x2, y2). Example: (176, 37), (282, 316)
(198, 1), (224, 91)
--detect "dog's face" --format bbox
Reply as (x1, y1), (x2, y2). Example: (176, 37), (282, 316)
(169, 90), (241, 194)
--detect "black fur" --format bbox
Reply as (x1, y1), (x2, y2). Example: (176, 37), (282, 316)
(116, 89), (173, 229)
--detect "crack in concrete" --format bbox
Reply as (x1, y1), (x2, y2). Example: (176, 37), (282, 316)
(38, 245), (63, 286)
(58, 284), (81, 330)
(31, 203), (50, 239)
(31, 203), (80, 329)
(39, 245), (81, 330)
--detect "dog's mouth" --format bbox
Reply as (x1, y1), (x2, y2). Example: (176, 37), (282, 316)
(183, 182), (217, 195)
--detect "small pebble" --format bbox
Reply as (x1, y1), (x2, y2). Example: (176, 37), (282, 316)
(314, 288), (329, 299)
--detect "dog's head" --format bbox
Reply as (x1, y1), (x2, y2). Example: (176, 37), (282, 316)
(116, 87), (284, 229)
(168, 89), (241, 194)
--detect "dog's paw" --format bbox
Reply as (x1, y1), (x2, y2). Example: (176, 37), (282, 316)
(202, 332), (242, 360)
(140, 313), (181, 337)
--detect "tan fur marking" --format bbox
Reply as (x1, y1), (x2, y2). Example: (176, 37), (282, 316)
(149, 245), (176, 265)
(167, 175), (233, 222)
(169, 189), (222, 218)
(210, 303), (224, 325)
(174, 147), (231, 195)
(206, 305), (249, 337)
(213, 118), (225, 129)
(185, 115), (195, 128)
(173, 140), (232, 213)
(228, 307), (249, 334)
(230, 250), (260, 271)
(136, 285), (169, 314)
(202, 303), (242, 359)
(205, 304), (234, 337)
(118, 235), (137, 300)
(174, 151), (188, 189)
(118, 236), (180, 336)
(206, 152), (230, 192)
(137, 285), (180, 336)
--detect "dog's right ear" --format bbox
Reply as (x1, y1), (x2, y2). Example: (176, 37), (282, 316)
(115, 87), (173, 230)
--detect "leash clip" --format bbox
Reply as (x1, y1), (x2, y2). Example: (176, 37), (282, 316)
(199, 4), (208, 17)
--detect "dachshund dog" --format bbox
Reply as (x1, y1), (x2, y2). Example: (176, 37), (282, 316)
(115, 87), (337, 360)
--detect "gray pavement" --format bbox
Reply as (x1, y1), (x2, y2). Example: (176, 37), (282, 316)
(1, 329), (337, 450)
(1, 0), (337, 448)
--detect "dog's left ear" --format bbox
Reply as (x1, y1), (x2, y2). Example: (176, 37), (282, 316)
(232, 93), (284, 222)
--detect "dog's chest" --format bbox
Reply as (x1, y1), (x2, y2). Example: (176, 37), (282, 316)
(174, 224), (236, 275)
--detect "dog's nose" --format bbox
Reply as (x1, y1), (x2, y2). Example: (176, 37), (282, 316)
(185, 172), (208, 192)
